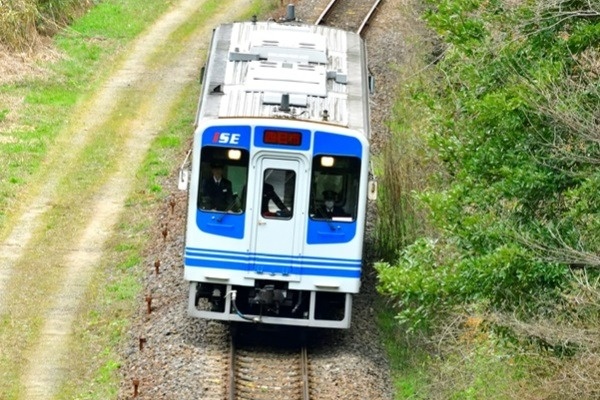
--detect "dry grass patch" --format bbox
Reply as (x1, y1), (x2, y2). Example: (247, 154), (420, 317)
(0, 41), (60, 85)
(0, 0), (37, 50)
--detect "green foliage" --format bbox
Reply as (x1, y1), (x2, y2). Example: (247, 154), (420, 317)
(378, 0), (600, 331)
(568, 20), (600, 52)
(425, 0), (487, 50)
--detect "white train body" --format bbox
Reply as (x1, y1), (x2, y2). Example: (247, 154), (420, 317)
(183, 17), (371, 328)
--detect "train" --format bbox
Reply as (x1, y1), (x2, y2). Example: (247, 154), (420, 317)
(179, 6), (375, 328)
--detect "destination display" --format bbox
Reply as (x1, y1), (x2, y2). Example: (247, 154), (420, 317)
(262, 129), (302, 147)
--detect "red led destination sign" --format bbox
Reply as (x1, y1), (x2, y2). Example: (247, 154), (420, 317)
(263, 130), (302, 147)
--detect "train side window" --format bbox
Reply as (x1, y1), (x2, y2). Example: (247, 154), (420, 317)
(198, 146), (249, 213)
(309, 155), (360, 221)
(261, 169), (295, 219)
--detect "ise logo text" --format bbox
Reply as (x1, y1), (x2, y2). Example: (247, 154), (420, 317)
(212, 132), (241, 144)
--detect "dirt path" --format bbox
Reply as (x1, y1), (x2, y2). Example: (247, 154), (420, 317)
(0, 0), (249, 398)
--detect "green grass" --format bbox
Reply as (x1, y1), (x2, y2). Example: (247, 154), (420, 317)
(0, 0), (171, 237)
(0, 0), (177, 398)
(69, 0), (163, 40)
(378, 307), (430, 399)
(379, 306), (537, 399)
(54, 69), (199, 400)
(378, 297), (577, 400)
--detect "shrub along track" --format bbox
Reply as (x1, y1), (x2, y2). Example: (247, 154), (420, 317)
(0, 0), (250, 398)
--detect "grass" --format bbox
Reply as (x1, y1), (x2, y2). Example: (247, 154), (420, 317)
(146, 0), (221, 67)
(0, 0), (171, 237)
(0, 0), (179, 397)
(54, 83), (198, 400)
(378, 308), (430, 399)
(371, 5), (441, 263)
(379, 305), (547, 399)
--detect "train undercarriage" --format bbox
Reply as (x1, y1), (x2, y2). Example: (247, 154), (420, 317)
(189, 280), (352, 329)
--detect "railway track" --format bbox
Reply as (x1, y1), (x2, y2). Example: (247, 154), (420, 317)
(118, 1), (395, 398)
(228, 328), (312, 400)
(315, 0), (383, 35)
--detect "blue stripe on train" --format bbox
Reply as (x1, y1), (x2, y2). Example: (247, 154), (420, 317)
(185, 247), (361, 267)
(184, 257), (361, 278)
(184, 247), (362, 278)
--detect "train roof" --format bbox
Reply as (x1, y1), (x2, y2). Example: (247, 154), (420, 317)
(197, 20), (370, 137)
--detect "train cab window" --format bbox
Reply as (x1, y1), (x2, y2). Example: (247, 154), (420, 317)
(309, 155), (360, 221)
(198, 146), (249, 213)
(261, 169), (295, 219)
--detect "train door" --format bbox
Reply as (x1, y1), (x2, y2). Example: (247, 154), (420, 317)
(251, 158), (305, 280)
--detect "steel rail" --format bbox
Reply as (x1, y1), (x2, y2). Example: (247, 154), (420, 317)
(314, 0), (383, 36)
(228, 334), (236, 400)
(301, 345), (311, 400)
(315, 0), (337, 26)
(356, 0), (383, 35)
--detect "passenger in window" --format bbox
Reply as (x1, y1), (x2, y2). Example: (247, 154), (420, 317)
(202, 161), (234, 211)
(316, 190), (346, 218)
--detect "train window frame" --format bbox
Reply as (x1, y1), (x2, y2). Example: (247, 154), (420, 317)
(309, 155), (361, 222)
(198, 146), (249, 213)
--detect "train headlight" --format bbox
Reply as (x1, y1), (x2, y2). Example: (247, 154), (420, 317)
(228, 149), (242, 160)
(321, 156), (335, 167)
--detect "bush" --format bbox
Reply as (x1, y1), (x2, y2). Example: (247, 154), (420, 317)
(377, 0), (599, 329)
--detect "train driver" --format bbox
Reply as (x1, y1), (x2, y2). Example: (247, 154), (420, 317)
(240, 183), (290, 217)
(261, 182), (289, 216)
(201, 161), (234, 211)
(316, 190), (346, 218)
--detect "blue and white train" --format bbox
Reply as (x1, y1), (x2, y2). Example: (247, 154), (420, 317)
(181, 8), (375, 328)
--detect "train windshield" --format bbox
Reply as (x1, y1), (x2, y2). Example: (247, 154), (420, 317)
(310, 155), (361, 221)
(198, 146), (249, 213)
